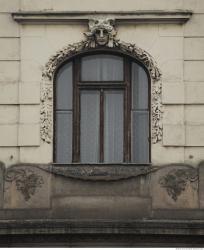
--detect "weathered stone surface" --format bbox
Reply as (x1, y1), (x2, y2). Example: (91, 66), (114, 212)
(152, 143), (185, 165)
(0, 38), (19, 60)
(117, 24), (158, 53)
(21, 60), (43, 82)
(0, 105), (18, 124)
(184, 38), (204, 60)
(161, 60), (183, 82)
(185, 105), (204, 125)
(185, 82), (204, 104)
(21, 0), (52, 11)
(162, 82), (184, 104)
(18, 124), (40, 146)
(51, 196), (151, 220)
(185, 148), (204, 166)
(0, 162), (5, 209)
(0, 82), (18, 104)
(19, 143), (52, 163)
(0, 148), (19, 167)
(19, 105), (40, 124)
(51, 0), (183, 11)
(152, 209), (204, 220)
(49, 165), (152, 220)
(186, 125), (204, 146)
(198, 161), (204, 208)
(0, 125), (18, 146)
(21, 25), (45, 37)
(151, 164), (199, 209)
(19, 82), (40, 104)
(0, 209), (52, 220)
(0, 61), (19, 82)
(184, 14), (204, 37)
(163, 105), (184, 125)
(52, 174), (150, 197)
(152, 37), (183, 61)
(163, 124), (185, 146)
(4, 165), (51, 209)
(184, 0), (204, 13)
(0, 0), (20, 12)
(184, 61), (204, 82)
(159, 24), (183, 37)
(0, 14), (19, 37)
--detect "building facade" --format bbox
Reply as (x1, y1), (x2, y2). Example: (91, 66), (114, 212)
(0, 0), (204, 246)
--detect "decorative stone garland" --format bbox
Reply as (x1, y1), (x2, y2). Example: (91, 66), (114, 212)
(40, 18), (162, 144)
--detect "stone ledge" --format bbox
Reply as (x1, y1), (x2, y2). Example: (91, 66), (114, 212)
(41, 163), (154, 181)
(0, 219), (204, 235)
(12, 10), (192, 24)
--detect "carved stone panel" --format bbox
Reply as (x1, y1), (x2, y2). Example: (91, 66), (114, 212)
(4, 164), (51, 209)
(151, 164), (198, 209)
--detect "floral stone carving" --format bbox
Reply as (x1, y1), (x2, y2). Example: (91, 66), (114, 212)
(159, 168), (198, 201)
(41, 18), (162, 143)
(5, 168), (44, 201)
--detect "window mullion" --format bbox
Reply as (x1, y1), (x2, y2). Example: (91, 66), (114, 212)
(72, 58), (81, 163)
(124, 58), (131, 162)
(99, 89), (104, 163)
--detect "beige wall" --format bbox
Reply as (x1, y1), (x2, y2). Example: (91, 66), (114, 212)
(0, 0), (204, 166)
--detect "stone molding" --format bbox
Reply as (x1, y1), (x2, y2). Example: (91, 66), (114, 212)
(12, 10), (192, 24)
(0, 219), (203, 236)
(40, 18), (163, 144)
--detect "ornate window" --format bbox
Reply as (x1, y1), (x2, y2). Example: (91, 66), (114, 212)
(40, 19), (162, 166)
(54, 51), (150, 164)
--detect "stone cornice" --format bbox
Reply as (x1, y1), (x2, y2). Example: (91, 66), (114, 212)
(12, 10), (192, 24)
(0, 219), (204, 236)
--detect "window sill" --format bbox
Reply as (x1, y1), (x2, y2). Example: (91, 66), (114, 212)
(46, 163), (155, 181)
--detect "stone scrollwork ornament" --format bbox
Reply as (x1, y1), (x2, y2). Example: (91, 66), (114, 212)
(41, 18), (162, 144)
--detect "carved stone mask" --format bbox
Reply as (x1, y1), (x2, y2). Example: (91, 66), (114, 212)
(84, 19), (117, 47)
(94, 28), (109, 46)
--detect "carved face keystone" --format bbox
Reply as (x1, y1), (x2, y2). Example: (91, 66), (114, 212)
(94, 28), (109, 46)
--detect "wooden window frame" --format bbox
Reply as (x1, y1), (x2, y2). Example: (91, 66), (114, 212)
(54, 50), (151, 165)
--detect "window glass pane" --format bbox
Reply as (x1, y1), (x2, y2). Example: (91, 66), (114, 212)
(55, 111), (72, 163)
(131, 111), (149, 164)
(81, 54), (124, 81)
(80, 91), (100, 163)
(104, 91), (124, 163)
(56, 62), (73, 110)
(132, 62), (148, 110)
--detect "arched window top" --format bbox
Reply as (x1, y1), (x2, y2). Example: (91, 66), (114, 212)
(54, 52), (150, 165)
(81, 54), (124, 81)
